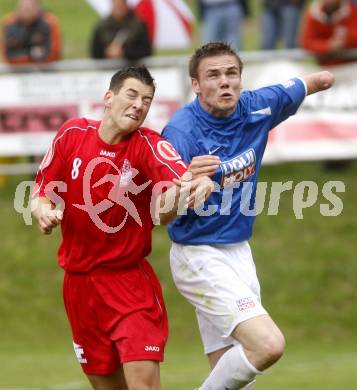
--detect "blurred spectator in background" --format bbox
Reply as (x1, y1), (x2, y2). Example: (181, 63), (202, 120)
(90, 0), (152, 62)
(198, 0), (244, 50)
(240, 0), (251, 18)
(239, 0), (252, 18)
(301, 0), (357, 171)
(300, 0), (357, 66)
(1, 0), (61, 64)
(0, 0), (61, 187)
(261, 0), (306, 50)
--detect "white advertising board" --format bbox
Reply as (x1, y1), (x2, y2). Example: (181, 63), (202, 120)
(0, 61), (356, 163)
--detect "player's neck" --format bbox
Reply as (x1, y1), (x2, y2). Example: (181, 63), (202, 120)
(98, 121), (130, 145)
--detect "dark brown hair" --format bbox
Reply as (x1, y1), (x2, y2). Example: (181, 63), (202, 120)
(189, 42), (243, 80)
(109, 65), (156, 94)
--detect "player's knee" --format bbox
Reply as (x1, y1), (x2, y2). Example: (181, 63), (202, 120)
(127, 379), (158, 390)
(127, 385), (156, 390)
(259, 331), (285, 367)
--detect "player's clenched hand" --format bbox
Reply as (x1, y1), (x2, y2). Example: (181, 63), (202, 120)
(38, 209), (63, 235)
(303, 71), (335, 95)
(188, 155), (220, 178)
(173, 175), (214, 209)
(187, 176), (215, 208)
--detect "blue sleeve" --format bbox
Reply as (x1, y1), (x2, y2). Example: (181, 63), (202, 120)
(162, 124), (198, 164)
(252, 77), (307, 130)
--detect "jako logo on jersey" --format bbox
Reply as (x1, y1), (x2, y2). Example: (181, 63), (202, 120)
(236, 297), (256, 312)
(73, 342), (87, 364)
(100, 150), (116, 158)
(145, 345), (160, 352)
(220, 148), (256, 187)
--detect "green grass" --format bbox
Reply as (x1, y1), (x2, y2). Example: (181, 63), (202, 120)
(254, 162), (357, 344)
(0, 161), (356, 388)
(0, 344), (357, 389)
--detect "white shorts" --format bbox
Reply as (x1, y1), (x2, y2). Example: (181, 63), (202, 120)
(170, 241), (267, 354)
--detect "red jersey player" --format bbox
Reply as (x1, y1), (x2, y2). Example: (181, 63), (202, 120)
(31, 66), (214, 390)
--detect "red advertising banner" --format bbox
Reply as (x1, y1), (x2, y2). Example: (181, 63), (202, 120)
(0, 105), (79, 134)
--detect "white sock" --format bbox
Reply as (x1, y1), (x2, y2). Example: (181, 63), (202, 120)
(199, 344), (262, 390)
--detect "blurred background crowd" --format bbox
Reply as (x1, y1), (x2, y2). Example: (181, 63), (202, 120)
(1, 0), (356, 182)
(1, 0), (357, 66)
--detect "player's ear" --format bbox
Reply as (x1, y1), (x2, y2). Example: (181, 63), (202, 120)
(104, 90), (113, 109)
(192, 78), (200, 95)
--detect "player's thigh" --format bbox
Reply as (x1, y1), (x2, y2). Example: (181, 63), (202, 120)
(87, 365), (127, 390)
(232, 314), (285, 354)
(123, 360), (161, 390)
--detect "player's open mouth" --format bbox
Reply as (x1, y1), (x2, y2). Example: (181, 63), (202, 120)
(126, 114), (139, 121)
(220, 93), (233, 99)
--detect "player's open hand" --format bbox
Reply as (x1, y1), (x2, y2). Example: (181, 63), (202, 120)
(188, 155), (220, 178)
(38, 209), (63, 235)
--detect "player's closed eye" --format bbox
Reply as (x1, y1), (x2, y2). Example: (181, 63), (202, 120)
(127, 93), (137, 99)
(208, 73), (218, 79)
(142, 98), (152, 106)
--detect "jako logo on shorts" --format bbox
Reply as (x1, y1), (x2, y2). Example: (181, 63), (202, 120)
(145, 345), (160, 352)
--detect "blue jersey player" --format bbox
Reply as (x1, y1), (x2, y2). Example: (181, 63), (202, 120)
(162, 42), (335, 390)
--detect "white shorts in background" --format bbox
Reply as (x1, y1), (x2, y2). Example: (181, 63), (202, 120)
(170, 241), (267, 354)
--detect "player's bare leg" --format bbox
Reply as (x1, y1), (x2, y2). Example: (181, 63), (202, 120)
(87, 364), (128, 390)
(198, 314), (284, 389)
(232, 314), (285, 371)
(123, 360), (161, 390)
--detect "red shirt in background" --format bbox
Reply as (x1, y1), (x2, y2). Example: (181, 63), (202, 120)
(300, 0), (357, 65)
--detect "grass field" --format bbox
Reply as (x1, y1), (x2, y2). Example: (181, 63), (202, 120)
(1, 343), (357, 389)
(1, 161), (356, 389)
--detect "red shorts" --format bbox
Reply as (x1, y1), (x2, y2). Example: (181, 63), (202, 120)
(63, 259), (168, 375)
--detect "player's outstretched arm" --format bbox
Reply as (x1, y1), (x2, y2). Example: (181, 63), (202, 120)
(31, 196), (63, 235)
(303, 71), (335, 96)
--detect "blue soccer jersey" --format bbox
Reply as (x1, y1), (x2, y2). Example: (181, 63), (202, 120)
(163, 78), (307, 244)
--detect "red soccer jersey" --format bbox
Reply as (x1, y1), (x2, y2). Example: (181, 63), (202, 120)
(33, 117), (187, 272)
(300, 1), (357, 65)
